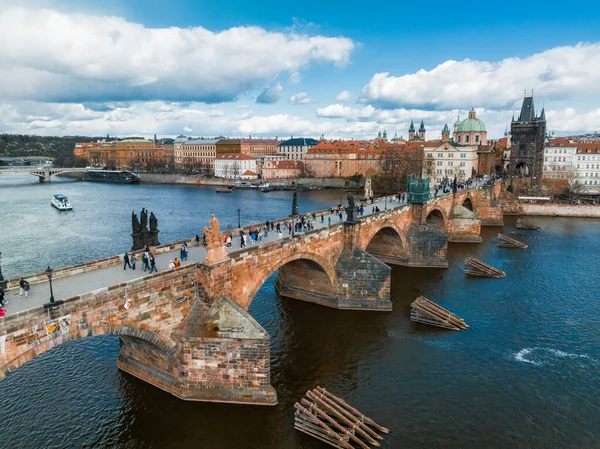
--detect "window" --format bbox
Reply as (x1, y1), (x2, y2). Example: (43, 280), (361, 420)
(437, 161), (443, 166)
(475, 135), (479, 143)
(460, 153), (466, 158)
(460, 161), (466, 166)
(465, 135), (470, 143)
(448, 152), (454, 158)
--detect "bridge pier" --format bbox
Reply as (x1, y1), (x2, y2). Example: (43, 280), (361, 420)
(447, 204), (482, 243)
(38, 167), (51, 183)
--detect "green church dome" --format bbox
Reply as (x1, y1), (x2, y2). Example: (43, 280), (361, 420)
(457, 109), (486, 132)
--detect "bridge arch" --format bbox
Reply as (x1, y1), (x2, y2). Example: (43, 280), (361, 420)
(425, 207), (447, 231)
(462, 197), (474, 212)
(240, 252), (337, 309)
(1, 322), (176, 378)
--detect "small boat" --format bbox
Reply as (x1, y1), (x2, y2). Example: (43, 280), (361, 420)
(216, 187), (232, 193)
(259, 182), (271, 192)
(51, 194), (73, 211)
(229, 182), (258, 189)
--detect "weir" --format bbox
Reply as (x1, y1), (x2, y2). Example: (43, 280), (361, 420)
(0, 180), (507, 406)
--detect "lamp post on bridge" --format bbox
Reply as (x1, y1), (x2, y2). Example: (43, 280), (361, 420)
(46, 265), (55, 304)
(43, 265), (63, 310)
(237, 208), (241, 229)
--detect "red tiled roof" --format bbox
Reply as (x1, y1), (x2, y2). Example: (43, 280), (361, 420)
(242, 170), (257, 176)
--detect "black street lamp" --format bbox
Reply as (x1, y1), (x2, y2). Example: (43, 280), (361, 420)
(237, 208), (241, 228)
(46, 265), (55, 304)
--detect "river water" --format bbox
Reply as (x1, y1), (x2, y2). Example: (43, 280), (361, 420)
(0, 174), (599, 448)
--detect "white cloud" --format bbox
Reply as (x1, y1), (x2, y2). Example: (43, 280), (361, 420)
(257, 83), (283, 104)
(0, 7), (354, 103)
(336, 90), (351, 102)
(361, 42), (600, 110)
(289, 92), (311, 105)
(316, 103), (354, 118)
(289, 72), (301, 84)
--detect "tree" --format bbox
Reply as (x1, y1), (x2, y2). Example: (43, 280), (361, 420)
(375, 148), (424, 193)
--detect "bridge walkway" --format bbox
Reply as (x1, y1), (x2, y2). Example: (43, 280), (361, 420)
(2, 181), (485, 318)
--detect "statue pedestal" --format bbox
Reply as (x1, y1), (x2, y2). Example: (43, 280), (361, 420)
(131, 232), (144, 251)
(205, 246), (229, 265)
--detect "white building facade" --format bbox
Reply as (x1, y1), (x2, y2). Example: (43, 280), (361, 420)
(277, 137), (319, 161)
(214, 153), (257, 180)
(543, 141), (576, 180)
(423, 142), (478, 186)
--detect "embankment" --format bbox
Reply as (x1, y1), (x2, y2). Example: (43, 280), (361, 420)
(519, 203), (600, 218)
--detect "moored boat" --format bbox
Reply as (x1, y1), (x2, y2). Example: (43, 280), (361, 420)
(84, 169), (140, 184)
(51, 194), (73, 211)
(216, 187), (232, 193)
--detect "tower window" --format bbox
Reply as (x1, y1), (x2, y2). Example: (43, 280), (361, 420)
(466, 135), (470, 143)
(475, 135), (479, 143)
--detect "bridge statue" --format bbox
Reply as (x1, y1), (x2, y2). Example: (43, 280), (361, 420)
(345, 194), (358, 224)
(140, 208), (148, 231)
(131, 209), (160, 250)
(132, 210), (141, 234)
(150, 212), (158, 232)
(203, 214), (228, 264)
(291, 189), (299, 217)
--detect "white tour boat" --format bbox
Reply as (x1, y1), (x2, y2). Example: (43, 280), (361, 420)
(51, 194), (73, 211)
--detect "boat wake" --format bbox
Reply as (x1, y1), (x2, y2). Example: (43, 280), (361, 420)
(514, 347), (596, 367)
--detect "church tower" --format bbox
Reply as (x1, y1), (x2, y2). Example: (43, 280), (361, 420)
(408, 120), (415, 141)
(509, 92), (547, 183)
(442, 124), (450, 142)
(419, 120), (426, 140)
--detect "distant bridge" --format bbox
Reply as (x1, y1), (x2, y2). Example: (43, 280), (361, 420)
(0, 166), (87, 182)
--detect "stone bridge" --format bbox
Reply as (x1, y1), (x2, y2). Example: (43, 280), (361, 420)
(0, 181), (506, 406)
(0, 166), (87, 182)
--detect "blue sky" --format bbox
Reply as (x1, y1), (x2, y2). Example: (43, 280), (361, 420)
(0, 0), (599, 139)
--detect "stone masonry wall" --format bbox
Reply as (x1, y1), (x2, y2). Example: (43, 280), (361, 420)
(334, 248), (392, 311)
(0, 264), (197, 378)
(519, 203), (600, 218)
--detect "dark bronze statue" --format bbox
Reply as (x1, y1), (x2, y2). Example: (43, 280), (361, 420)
(131, 210), (141, 234)
(149, 212), (158, 232)
(345, 194), (358, 224)
(131, 208), (159, 250)
(347, 194), (355, 209)
(140, 208), (148, 231)
(291, 189), (299, 217)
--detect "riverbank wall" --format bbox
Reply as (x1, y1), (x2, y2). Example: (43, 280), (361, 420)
(138, 174), (351, 188)
(519, 203), (600, 218)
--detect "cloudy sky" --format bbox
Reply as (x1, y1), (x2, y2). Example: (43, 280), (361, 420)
(1, 0), (600, 140)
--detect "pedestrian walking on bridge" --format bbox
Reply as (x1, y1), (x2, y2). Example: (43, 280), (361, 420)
(123, 253), (132, 270)
(149, 254), (157, 273)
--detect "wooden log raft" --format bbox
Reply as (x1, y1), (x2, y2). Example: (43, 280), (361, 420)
(516, 219), (542, 230)
(294, 387), (389, 448)
(463, 257), (506, 278)
(497, 233), (528, 249)
(410, 296), (469, 330)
